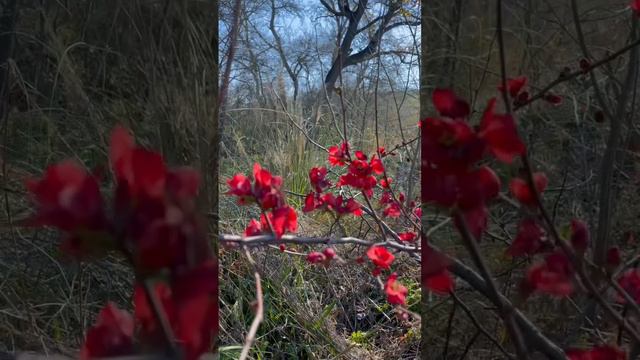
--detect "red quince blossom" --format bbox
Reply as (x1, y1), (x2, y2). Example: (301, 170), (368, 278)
(507, 218), (546, 257)
(309, 167), (331, 193)
(226, 174), (253, 204)
(478, 98), (526, 163)
(303, 192), (323, 212)
(244, 219), (262, 236)
(25, 160), (108, 258)
(259, 205), (297, 239)
(110, 126), (167, 201)
(385, 272), (408, 305)
(398, 232), (417, 242)
(421, 116), (485, 171)
(432, 88), (470, 118)
(307, 251), (326, 264)
(227, 163), (285, 210)
(423, 243), (454, 294)
(566, 345), (626, 360)
(321, 193), (363, 216)
(524, 251), (574, 297)
(379, 178), (392, 188)
(509, 172), (548, 206)
(498, 76), (528, 98)
(383, 202), (402, 218)
(323, 247), (336, 260)
(134, 261), (217, 360)
(617, 269), (640, 304)
(570, 219), (589, 253)
(303, 192), (362, 216)
(80, 302), (134, 360)
(338, 155), (384, 195)
(367, 245), (395, 270)
(378, 146), (395, 157)
(328, 142), (349, 166)
(252, 163), (285, 209)
(422, 166), (500, 209)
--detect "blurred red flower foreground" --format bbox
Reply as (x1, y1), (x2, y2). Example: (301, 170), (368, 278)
(24, 126), (217, 360)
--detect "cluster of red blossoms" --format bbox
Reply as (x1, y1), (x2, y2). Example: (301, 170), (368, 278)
(226, 139), (419, 306)
(25, 126), (217, 360)
(421, 85), (635, 357)
(421, 88), (525, 239)
(227, 163), (298, 239)
(420, 87), (528, 295)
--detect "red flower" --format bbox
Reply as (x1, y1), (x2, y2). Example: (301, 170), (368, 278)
(260, 206), (297, 239)
(26, 160), (105, 232)
(524, 251), (574, 297)
(432, 88), (470, 118)
(633, 0), (640, 15)
(385, 273), (408, 305)
(328, 142), (349, 166)
(383, 202), (402, 218)
(303, 192), (322, 212)
(423, 243), (454, 295)
(422, 166), (500, 210)
(321, 193), (363, 216)
(367, 245), (395, 269)
(80, 302), (134, 360)
(323, 247), (336, 260)
(378, 146), (395, 157)
(26, 160), (108, 258)
(398, 232), (417, 242)
(566, 345), (626, 360)
(370, 155), (385, 174)
(309, 167), (331, 193)
(498, 76), (528, 98)
(134, 262), (218, 360)
(478, 98), (526, 163)
(425, 271), (454, 295)
(617, 269), (640, 304)
(570, 219), (589, 253)
(226, 174), (253, 204)
(307, 251), (326, 264)
(244, 219), (262, 236)
(252, 163), (285, 209)
(421, 116), (485, 171)
(507, 218), (546, 257)
(338, 159), (378, 194)
(110, 126), (167, 200)
(509, 172), (548, 206)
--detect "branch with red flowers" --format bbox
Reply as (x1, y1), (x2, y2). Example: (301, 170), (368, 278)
(22, 126), (219, 360)
(416, 2), (640, 358)
(222, 132), (423, 355)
